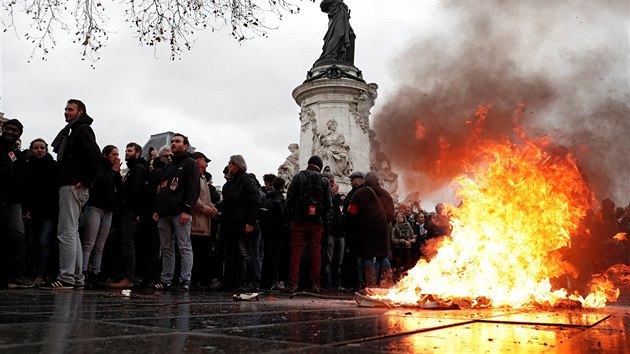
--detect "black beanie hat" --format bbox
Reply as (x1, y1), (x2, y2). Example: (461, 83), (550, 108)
(307, 155), (323, 170)
(3, 119), (23, 135)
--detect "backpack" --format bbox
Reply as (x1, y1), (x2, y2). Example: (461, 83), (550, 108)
(294, 170), (325, 221)
(259, 193), (285, 232)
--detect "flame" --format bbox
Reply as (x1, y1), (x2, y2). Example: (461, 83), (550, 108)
(415, 121), (427, 140)
(613, 233), (627, 241)
(372, 136), (619, 308)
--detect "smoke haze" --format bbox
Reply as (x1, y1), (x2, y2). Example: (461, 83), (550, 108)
(373, 0), (630, 208)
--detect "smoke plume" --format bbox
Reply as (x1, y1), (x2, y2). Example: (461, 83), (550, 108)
(373, 1), (630, 207)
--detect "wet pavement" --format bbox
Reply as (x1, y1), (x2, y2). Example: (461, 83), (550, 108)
(1, 289), (629, 353)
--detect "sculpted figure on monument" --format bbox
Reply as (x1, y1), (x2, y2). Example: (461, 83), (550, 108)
(277, 143), (300, 183)
(314, 0), (356, 67)
(311, 118), (353, 178)
(350, 83), (378, 133)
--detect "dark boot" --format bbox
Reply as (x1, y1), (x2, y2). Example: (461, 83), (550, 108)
(379, 267), (394, 288)
(364, 267), (377, 288)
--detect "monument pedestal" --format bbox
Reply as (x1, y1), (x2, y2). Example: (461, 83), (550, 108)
(292, 64), (378, 194)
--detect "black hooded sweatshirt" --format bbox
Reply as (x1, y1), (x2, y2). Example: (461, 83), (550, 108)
(54, 115), (101, 187)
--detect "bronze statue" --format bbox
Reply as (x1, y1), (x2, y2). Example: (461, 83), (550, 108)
(314, 0), (355, 67)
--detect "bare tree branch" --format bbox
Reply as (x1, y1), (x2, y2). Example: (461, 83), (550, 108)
(2, 0), (313, 61)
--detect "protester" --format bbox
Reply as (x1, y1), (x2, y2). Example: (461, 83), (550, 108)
(346, 171), (395, 289)
(284, 155), (332, 293)
(259, 177), (288, 290)
(109, 143), (148, 289)
(217, 155), (262, 292)
(42, 99), (101, 290)
(22, 138), (59, 285)
(82, 145), (122, 288)
(152, 133), (200, 292)
(0, 119), (33, 288)
(190, 151), (218, 289)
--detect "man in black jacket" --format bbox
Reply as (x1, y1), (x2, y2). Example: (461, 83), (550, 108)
(218, 154), (262, 292)
(0, 119), (33, 288)
(284, 155), (331, 293)
(110, 142), (147, 289)
(152, 133), (200, 292)
(43, 100), (101, 289)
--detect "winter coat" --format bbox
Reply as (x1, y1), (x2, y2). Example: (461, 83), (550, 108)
(86, 157), (122, 212)
(192, 174), (212, 236)
(218, 170), (262, 233)
(346, 183), (395, 258)
(259, 189), (288, 239)
(22, 153), (59, 218)
(285, 168), (332, 224)
(55, 116), (101, 187)
(328, 193), (344, 238)
(0, 139), (25, 205)
(154, 152), (200, 217)
(122, 157), (148, 213)
(392, 220), (415, 249)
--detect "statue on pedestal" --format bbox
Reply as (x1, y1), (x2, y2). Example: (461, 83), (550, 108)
(311, 118), (353, 177)
(314, 0), (355, 67)
(277, 143), (300, 183)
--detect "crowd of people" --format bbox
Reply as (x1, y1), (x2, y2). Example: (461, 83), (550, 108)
(2, 99), (629, 294)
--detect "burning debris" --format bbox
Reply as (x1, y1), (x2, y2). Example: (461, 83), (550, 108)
(366, 114), (621, 309)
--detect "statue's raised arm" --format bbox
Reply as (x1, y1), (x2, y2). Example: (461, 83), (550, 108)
(314, 0), (355, 67)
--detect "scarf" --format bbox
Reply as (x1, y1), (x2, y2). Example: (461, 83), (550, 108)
(51, 114), (92, 162)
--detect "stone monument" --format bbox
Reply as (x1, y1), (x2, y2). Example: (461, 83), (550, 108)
(285, 0), (380, 194)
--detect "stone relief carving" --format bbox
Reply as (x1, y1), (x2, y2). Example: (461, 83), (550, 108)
(299, 102), (316, 132)
(311, 118), (353, 178)
(277, 143), (300, 183)
(349, 83), (378, 134)
(369, 129), (398, 198)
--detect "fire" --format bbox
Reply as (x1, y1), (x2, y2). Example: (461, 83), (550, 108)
(613, 233), (627, 241)
(372, 136), (620, 308)
(415, 121), (427, 140)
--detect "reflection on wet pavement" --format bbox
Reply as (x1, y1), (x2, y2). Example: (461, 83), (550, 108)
(0, 290), (628, 353)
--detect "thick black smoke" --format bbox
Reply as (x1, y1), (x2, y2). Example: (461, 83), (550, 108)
(373, 1), (629, 206)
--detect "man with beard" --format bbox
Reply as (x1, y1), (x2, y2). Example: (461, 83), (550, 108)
(110, 143), (148, 289)
(346, 172), (395, 289)
(152, 134), (199, 292)
(0, 119), (33, 288)
(43, 100), (101, 289)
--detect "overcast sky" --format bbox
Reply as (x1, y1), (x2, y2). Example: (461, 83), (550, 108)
(2, 0), (629, 207)
(1, 0), (439, 184)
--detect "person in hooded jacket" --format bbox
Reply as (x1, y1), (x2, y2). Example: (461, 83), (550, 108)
(42, 99), (101, 290)
(22, 138), (59, 285)
(346, 171), (395, 289)
(81, 145), (122, 286)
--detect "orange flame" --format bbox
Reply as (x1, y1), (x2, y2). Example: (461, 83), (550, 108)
(415, 121), (427, 140)
(372, 136), (619, 308)
(613, 233), (627, 241)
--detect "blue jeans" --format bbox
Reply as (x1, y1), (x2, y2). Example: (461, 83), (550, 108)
(0, 204), (26, 280)
(238, 230), (261, 288)
(57, 185), (89, 285)
(81, 206), (112, 274)
(363, 257), (391, 275)
(157, 215), (193, 284)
